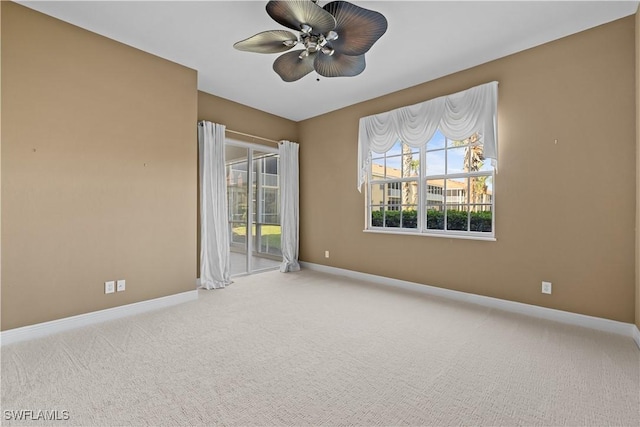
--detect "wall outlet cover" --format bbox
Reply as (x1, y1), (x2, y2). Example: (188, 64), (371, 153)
(542, 281), (552, 295)
(105, 281), (115, 294)
(116, 279), (126, 292)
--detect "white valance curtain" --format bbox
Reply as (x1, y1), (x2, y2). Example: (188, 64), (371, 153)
(198, 121), (232, 289)
(278, 140), (300, 272)
(357, 81), (498, 191)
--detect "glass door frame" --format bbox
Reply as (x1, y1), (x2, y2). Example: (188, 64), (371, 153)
(226, 138), (281, 276)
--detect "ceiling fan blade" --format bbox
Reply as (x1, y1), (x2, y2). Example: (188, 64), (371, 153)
(273, 50), (316, 82)
(314, 52), (365, 78)
(323, 1), (388, 56)
(233, 30), (298, 54)
(267, 0), (336, 35)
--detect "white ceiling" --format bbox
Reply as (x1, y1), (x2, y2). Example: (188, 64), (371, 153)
(18, 0), (639, 121)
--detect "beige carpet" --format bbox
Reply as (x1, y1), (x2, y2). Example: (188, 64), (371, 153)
(1, 269), (639, 426)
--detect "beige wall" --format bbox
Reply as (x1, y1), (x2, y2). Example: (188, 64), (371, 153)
(299, 16), (636, 323)
(198, 92), (298, 144)
(1, 2), (198, 330)
(636, 7), (640, 330)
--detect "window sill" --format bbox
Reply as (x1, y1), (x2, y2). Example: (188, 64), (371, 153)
(363, 228), (496, 242)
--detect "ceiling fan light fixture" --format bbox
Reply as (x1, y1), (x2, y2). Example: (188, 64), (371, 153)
(321, 46), (335, 56)
(235, 0), (387, 81)
(326, 30), (338, 41)
(305, 35), (320, 52)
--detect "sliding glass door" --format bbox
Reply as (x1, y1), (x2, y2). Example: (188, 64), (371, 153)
(225, 141), (282, 275)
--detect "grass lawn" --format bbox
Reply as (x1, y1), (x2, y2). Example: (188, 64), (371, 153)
(232, 224), (281, 252)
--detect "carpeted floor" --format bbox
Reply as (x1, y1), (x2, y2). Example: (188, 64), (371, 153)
(1, 269), (639, 426)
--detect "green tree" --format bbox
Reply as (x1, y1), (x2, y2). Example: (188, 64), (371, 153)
(451, 133), (488, 207)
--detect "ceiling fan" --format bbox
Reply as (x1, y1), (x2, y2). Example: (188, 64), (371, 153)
(234, 0), (388, 82)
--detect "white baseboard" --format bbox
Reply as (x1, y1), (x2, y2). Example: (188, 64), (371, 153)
(1, 290), (198, 346)
(301, 262), (639, 348)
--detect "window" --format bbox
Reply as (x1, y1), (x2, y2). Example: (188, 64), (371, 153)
(370, 141), (419, 227)
(367, 130), (494, 238)
(359, 81), (498, 240)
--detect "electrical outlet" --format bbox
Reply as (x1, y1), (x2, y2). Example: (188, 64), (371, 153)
(105, 281), (115, 294)
(325, 250), (330, 258)
(116, 279), (126, 292)
(542, 281), (552, 295)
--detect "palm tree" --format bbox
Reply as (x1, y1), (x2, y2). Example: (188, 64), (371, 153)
(401, 143), (417, 207)
(471, 175), (489, 207)
(451, 133), (486, 207)
(410, 159), (420, 175)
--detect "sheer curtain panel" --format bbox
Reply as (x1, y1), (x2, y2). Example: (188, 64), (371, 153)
(198, 121), (232, 289)
(279, 141), (300, 272)
(357, 81), (498, 190)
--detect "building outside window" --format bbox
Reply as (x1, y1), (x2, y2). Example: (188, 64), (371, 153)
(368, 130), (494, 237)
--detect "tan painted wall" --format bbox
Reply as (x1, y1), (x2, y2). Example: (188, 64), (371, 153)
(636, 7), (640, 330)
(1, 3), (198, 330)
(198, 92), (298, 144)
(299, 16), (636, 323)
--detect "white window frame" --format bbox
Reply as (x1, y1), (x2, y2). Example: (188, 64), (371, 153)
(365, 135), (495, 241)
